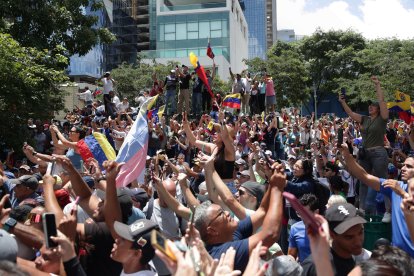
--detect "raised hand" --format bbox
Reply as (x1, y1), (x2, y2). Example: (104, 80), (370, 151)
(50, 231), (77, 262)
(268, 164), (287, 190)
(102, 160), (124, 183)
(53, 154), (76, 173)
(371, 76), (380, 86)
(242, 241), (268, 276)
(58, 206), (78, 241)
(197, 151), (215, 172)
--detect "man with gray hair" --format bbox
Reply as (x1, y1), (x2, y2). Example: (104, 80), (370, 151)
(193, 163), (286, 272)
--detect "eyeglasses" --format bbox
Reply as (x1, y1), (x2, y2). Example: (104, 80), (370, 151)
(324, 168), (332, 172)
(207, 209), (225, 227)
(238, 189), (246, 196)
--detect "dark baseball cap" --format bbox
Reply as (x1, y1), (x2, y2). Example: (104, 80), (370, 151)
(10, 175), (39, 190)
(114, 219), (158, 256)
(325, 203), (366, 234)
(241, 181), (265, 205)
(126, 188), (149, 207)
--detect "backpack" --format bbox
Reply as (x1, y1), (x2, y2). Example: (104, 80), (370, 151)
(312, 178), (330, 215)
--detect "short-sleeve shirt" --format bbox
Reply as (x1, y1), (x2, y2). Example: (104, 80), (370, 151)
(265, 79), (275, 96)
(288, 220), (310, 263)
(206, 217), (253, 272)
(360, 115), (387, 148)
(379, 178), (414, 257)
(102, 78), (113, 94)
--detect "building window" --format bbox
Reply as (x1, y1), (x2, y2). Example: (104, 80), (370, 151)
(199, 21), (210, 39)
(210, 20), (222, 38)
(176, 23), (187, 40)
(187, 22), (198, 39)
(165, 24), (175, 40)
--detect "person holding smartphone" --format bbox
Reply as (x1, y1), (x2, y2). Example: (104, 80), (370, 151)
(338, 76), (389, 221)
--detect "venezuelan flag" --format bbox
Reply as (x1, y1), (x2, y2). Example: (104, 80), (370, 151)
(77, 132), (116, 167)
(387, 91), (411, 112)
(147, 105), (165, 123)
(222, 93), (241, 109)
(116, 96), (154, 187)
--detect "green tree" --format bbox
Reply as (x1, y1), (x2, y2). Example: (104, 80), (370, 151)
(0, 0), (115, 58)
(267, 42), (310, 108)
(0, 33), (68, 149)
(299, 29), (367, 112)
(339, 39), (414, 106)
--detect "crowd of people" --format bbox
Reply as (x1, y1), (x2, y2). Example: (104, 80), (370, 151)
(0, 70), (414, 276)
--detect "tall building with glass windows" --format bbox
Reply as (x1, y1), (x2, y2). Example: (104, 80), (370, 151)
(243, 0), (266, 59)
(141, 0), (248, 80)
(68, 2), (112, 80)
(242, 0), (276, 59)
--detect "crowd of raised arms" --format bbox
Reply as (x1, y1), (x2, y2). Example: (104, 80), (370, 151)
(1, 70), (414, 276)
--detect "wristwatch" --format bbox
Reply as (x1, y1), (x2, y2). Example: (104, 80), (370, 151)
(2, 217), (17, 232)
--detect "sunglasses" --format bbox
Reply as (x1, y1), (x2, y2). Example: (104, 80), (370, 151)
(27, 213), (42, 224)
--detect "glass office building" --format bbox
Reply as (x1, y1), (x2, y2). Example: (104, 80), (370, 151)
(145, 12), (230, 62)
(243, 0), (267, 59)
(68, 4), (111, 79)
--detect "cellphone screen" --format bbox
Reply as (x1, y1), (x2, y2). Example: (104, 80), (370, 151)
(43, 213), (58, 248)
(341, 87), (346, 97)
(337, 128), (344, 147)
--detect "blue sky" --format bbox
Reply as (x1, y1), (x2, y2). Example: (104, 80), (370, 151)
(277, 0), (414, 39)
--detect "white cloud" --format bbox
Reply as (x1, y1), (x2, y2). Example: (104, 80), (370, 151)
(277, 0), (414, 39)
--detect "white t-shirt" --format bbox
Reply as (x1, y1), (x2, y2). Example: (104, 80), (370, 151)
(118, 102), (129, 112)
(79, 90), (92, 102)
(113, 96), (121, 108)
(102, 78), (114, 94)
(241, 77), (252, 94)
(112, 129), (127, 151)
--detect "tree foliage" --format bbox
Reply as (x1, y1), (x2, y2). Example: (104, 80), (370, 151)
(245, 29), (414, 111)
(0, 33), (68, 149)
(0, 0), (115, 58)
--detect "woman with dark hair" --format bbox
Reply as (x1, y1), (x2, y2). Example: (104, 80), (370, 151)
(50, 124), (85, 172)
(182, 109), (235, 190)
(284, 159), (316, 220)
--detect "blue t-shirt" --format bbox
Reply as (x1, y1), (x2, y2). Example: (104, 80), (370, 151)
(127, 207), (146, 225)
(288, 220), (311, 263)
(206, 217), (253, 272)
(379, 178), (414, 257)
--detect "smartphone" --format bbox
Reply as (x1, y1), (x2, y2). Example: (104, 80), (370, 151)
(46, 161), (56, 176)
(337, 128), (344, 147)
(283, 192), (320, 234)
(340, 87), (346, 99)
(42, 213), (58, 248)
(151, 230), (177, 262)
